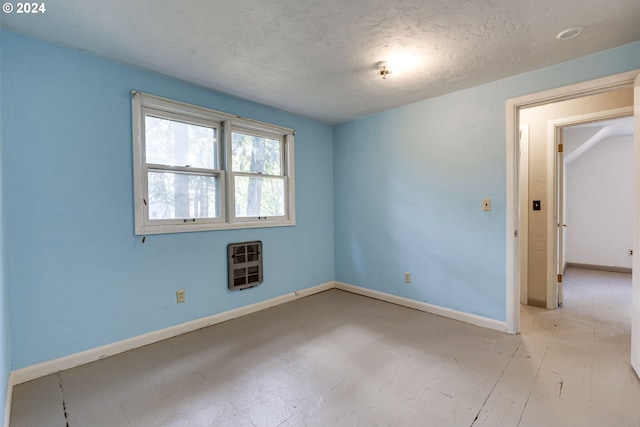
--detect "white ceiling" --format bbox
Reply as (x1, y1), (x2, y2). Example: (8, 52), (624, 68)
(2, 0), (640, 124)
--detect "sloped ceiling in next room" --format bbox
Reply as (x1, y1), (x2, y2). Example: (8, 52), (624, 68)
(564, 116), (634, 164)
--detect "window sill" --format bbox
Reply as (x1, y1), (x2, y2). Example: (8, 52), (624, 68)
(135, 219), (296, 236)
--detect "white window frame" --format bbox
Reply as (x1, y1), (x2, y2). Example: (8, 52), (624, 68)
(132, 91), (296, 235)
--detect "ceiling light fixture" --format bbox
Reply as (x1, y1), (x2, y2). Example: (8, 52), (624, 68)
(377, 61), (392, 79)
(557, 27), (583, 40)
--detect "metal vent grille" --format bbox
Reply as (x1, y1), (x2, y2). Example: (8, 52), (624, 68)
(227, 241), (263, 290)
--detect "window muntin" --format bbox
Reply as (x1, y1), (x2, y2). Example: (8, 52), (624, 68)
(132, 92), (295, 234)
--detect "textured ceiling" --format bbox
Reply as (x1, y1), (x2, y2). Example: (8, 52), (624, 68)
(2, 0), (640, 123)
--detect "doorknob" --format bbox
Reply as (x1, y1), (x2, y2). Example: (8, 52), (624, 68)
(563, 224), (567, 227)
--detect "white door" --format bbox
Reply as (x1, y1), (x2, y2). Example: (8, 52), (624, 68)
(519, 125), (529, 305)
(632, 73), (640, 378)
(556, 128), (565, 305)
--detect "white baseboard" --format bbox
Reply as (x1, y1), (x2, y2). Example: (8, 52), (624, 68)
(10, 281), (335, 387)
(566, 262), (632, 274)
(335, 282), (507, 333)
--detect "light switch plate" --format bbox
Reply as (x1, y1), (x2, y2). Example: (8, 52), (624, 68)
(482, 198), (491, 211)
(176, 289), (185, 303)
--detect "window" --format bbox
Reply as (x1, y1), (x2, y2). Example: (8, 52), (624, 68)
(231, 127), (287, 220)
(132, 92), (295, 234)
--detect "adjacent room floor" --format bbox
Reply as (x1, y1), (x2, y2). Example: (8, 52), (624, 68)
(10, 268), (640, 426)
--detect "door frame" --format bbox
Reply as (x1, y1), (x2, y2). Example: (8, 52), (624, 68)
(631, 72), (640, 377)
(505, 69), (639, 334)
(545, 108), (634, 308)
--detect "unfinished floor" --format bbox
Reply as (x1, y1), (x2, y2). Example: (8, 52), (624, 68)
(10, 268), (640, 426)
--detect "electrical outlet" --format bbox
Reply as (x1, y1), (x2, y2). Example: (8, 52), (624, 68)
(176, 289), (185, 303)
(629, 250), (633, 256)
(404, 272), (411, 283)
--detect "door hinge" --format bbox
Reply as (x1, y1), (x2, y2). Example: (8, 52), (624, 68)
(557, 144), (563, 153)
(557, 274), (563, 283)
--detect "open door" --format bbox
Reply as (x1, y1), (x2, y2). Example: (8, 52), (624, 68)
(519, 125), (529, 305)
(556, 129), (565, 306)
(632, 73), (640, 378)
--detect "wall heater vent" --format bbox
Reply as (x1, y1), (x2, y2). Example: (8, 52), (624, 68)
(228, 241), (263, 290)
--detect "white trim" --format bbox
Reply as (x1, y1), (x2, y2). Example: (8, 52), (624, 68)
(284, 134), (296, 225)
(565, 262), (632, 274)
(506, 70), (640, 334)
(335, 282), (507, 333)
(138, 216), (294, 235)
(505, 98), (519, 334)
(10, 281), (334, 386)
(132, 92), (294, 135)
(546, 120), (559, 308)
(132, 92), (145, 235)
(632, 73), (640, 379)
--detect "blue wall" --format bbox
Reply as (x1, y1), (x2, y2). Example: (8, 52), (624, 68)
(0, 30), (11, 424)
(1, 31), (334, 369)
(333, 41), (640, 322)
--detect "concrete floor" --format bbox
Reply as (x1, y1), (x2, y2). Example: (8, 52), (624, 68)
(10, 268), (640, 426)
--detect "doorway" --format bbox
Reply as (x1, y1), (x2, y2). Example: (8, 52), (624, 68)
(505, 69), (640, 378)
(561, 115), (634, 276)
(518, 89), (633, 310)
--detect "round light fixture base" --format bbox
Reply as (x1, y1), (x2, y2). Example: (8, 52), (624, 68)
(557, 27), (583, 40)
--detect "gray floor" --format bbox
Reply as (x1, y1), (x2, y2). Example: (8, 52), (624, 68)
(10, 268), (640, 426)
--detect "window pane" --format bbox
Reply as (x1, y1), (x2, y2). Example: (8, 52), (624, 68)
(145, 115), (217, 169)
(148, 171), (219, 219)
(232, 132), (281, 175)
(235, 176), (285, 217)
